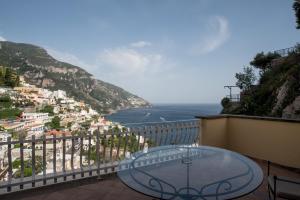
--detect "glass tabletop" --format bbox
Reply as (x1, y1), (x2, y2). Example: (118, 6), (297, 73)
(117, 145), (263, 200)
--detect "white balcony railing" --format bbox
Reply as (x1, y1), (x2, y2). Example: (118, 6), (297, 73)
(0, 120), (200, 194)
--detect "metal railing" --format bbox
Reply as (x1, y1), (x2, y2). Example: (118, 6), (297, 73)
(273, 46), (298, 57)
(226, 94), (240, 102)
(0, 120), (200, 194)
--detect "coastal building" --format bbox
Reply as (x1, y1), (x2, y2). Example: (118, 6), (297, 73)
(0, 121), (25, 132)
(26, 124), (45, 138)
(22, 112), (50, 124)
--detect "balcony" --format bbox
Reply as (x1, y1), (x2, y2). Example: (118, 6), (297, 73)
(0, 116), (300, 199)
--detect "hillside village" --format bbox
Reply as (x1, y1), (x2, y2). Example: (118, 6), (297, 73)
(0, 73), (133, 179)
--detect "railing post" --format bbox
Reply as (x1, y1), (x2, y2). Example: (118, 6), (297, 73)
(42, 135), (46, 185)
(197, 119), (202, 145)
(123, 130), (129, 158)
(174, 123), (179, 145)
(71, 136), (75, 179)
(116, 130), (121, 161)
(96, 128), (100, 176)
(53, 134), (57, 183)
(109, 129), (114, 171)
(88, 131), (92, 176)
(31, 135), (36, 187)
(80, 133), (84, 178)
(103, 133), (107, 173)
(136, 127), (141, 151)
(7, 137), (12, 192)
(164, 124), (170, 145)
(142, 126), (146, 149)
(20, 135), (24, 189)
(62, 134), (66, 181)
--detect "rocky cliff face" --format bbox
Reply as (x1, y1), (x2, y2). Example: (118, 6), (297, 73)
(0, 41), (150, 113)
(222, 50), (300, 119)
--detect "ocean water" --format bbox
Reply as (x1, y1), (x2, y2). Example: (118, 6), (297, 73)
(106, 104), (222, 125)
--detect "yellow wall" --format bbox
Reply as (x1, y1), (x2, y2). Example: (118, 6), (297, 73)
(200, 116), (300, 169)
(200, 118), (228, 148)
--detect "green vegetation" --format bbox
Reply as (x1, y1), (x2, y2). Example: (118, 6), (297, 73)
(13, 156), (43, 178)
(0, 66), (20, 87)
(0, 96), (22, 119)
(235, 66), (256, 91)
(222, 4), (300, 118)
(249, 52), (281, 72)
(80, 120), (92, 130)
(222, 43), (300, 117)
(39, 105), (54, 116)
(46, 116), (61, 130)
(294, 0), (300, 29)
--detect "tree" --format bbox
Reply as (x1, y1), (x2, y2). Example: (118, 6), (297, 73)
(39, 105), (54, 116)
(49, 116), (61, 130)
(250, 52), (281, 71)
(235, 66), (256, 91)
(294, 0), (300, 29)
(221, 97), (231, 108)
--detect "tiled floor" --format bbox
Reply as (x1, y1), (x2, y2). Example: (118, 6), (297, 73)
(1, 159), (300, 200)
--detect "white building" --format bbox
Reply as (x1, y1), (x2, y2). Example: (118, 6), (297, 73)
(52, 90), (67, 99)
(22, 112), (50, 124)
(27, 124), (45, 138)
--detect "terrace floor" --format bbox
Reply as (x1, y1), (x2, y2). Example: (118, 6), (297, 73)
(1, 159), (300, 200)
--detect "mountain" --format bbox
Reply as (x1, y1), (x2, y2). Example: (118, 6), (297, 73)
(221, 45), (300, 119)
(0, 41), (150, 114)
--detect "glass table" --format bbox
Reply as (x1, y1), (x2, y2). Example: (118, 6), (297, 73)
(117, 145), (263, 200)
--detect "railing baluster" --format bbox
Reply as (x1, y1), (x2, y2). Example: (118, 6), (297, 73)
(88, 132), (92, 176)
(53, 135), (57, 183)
(174, 123), (179, 145)
(123, 131), (129, 158)
(62, 134), (66, 181)
(96, 129), (100, 176)
(137, 128), (141, 150)
(149, 127), (154, 147)
(109, 130), (114, 171)
(142, 127), (146, 150)
(116, 131), (121, 160)
(155, 126), (159, 146)
(169, 123), (176, 145)
(158, 125), (163, 146)
(42, 135), (46, 185)
(71, 137), (75, 179)
(80, 134), (83, 177)
(103, 133), (107, 172)
(20, 136), (24, 189)
(183, 123), (188, 144)
(31, 135), (36, 187)
(179, 123), (184, 144)
(164, 124), (170, 145)
(7, 137), (12, 192)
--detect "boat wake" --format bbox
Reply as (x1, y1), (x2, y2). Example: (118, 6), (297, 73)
(160, 117), (166, 121)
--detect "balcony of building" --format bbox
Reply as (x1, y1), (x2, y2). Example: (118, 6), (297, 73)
(0, 115), (299, 199)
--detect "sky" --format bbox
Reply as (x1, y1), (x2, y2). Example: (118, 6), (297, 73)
(0, 0), (299, 104)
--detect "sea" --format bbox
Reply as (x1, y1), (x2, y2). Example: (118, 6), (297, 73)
(106, 104), (222, 125)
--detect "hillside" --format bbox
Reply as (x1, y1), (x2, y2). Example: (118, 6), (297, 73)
(0, 41), (150, 113)
(221, 45), (300, 119)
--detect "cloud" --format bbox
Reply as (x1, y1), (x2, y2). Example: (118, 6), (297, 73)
(130, 41), (152, 48)
(45, 45), (169, 80)
(0, 36), (6, 41)
(98, 47), (162, 76)
(193, 16), (230, 54)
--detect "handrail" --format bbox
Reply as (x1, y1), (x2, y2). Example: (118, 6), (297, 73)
(0, 120), (200, 194)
